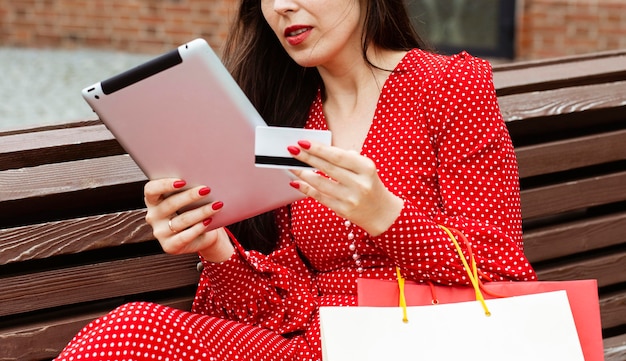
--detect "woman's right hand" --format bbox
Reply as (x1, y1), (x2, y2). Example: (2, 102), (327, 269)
(143, 178), (235, 263)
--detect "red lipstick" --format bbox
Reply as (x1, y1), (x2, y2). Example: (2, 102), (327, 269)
(284, 25), (312, 46)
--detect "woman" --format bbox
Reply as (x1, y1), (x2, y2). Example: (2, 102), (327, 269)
(56, 0), (536, 359)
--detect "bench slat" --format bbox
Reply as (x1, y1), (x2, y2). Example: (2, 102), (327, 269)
(493, 49), (626, 73)
(600, 290), (626, 330)
(0, 209), (151, 265)
(524, 211), (626, 263)
(0, 253), (199, 317)
(493, 51), (626, 95)
(515, 128), (626, 178)
(0, 123), (122, 171)
(0, 124), (110, 154)
(535, 249), (626, 288)
(499, 80), (626, 123)
(604, 332), (626, 361)
(520, 171), (626, 219)
(0, 155), (145, 203)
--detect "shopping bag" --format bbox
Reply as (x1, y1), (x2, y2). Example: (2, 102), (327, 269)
(358, 225), (603, 361)
(321, 290), (585, 361)
(320, 225), (586, 361)
(358, 278), (603, 361)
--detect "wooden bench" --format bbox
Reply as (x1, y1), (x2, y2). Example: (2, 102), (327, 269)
(493, 50), (626, 361)
(1, 49), (625, 360)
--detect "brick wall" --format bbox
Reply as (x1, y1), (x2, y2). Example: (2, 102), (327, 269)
(1, 0), (625, 59)
(0, 0), (239, 54)
(518, 0), (626, 60)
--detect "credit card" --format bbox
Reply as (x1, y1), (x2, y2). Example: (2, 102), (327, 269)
(255, 126), (332, 169)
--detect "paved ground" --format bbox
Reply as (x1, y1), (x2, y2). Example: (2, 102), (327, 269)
(0, 47), (152, 132)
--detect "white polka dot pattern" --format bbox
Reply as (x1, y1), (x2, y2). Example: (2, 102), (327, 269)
(55, 50), (537, 361)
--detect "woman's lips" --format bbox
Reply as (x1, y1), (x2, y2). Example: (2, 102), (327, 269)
(284, 25), (312, 46)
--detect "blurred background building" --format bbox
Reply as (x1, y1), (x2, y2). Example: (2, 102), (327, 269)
(1, 0), (625, 129)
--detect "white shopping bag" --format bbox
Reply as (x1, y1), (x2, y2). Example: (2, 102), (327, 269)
(320, 290), (584, 361)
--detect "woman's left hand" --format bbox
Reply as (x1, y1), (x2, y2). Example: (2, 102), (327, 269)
(287, 140), (404, 236)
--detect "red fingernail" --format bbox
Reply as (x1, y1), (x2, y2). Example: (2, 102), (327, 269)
(212, 201), (224, 210)
(289, 181), (300, 189)
(198, 187), (211, 196)
(202, 218), (213, 227)
(173, 180), (186, 189)
(287, 146), (300, 155)
(297, 140), (311, 149)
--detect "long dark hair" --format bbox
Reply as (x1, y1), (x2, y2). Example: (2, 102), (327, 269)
(225, 0), (429, 254)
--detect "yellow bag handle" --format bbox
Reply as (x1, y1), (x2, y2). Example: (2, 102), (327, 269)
(439, 225), (491, 316)
(396, 267), (409, 323)
(395, 225), (491, 322)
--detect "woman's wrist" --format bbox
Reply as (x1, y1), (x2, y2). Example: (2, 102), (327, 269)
(198, 228), (236, 263)
(362, 194), (404, 237)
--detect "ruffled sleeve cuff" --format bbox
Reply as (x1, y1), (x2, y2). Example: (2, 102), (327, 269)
(192, 234), (316, 334)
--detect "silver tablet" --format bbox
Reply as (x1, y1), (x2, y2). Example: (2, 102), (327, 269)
(82, 38), (304, 230)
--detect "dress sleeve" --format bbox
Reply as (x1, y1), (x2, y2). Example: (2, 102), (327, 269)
(371, 52), (537, 285)
(191, 207), (318, 335)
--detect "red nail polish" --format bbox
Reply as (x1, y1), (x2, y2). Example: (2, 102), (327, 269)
(287, 146), (300, 155)
(289, 181), (300, 189)
(202, 218), (213, 227)
(297, 140), (311, 149)
(212, 201), (224, 210)
(173, 180), (186, 189)
(198, 187), (211, 196)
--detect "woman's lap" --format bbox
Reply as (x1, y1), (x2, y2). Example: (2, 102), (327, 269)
(55, 302), (300, 361)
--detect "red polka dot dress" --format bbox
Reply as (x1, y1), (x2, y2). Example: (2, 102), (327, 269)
(55, 50), (537, 361)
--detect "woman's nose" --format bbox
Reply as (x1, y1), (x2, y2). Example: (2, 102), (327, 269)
(272, 0), (298, 14)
